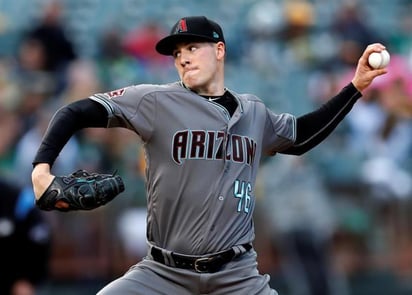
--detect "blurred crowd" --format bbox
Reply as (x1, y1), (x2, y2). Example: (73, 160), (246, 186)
(1, 0), (412, 294)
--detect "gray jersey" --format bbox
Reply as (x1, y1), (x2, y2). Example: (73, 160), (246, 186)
(90, 82), (296, 255)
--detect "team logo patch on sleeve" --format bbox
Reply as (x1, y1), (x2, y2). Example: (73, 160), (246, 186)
(107, 88), (125, 98)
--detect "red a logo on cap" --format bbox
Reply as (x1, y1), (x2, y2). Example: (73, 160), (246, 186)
(178, 19), (187, 32)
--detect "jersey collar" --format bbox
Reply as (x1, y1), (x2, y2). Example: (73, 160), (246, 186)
(178, 81), (244, 114)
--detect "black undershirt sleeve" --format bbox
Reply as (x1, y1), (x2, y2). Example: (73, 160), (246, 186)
(32, 99), (108, 167)
(280, 83), (362, 155)
(33, 84), (360, 165)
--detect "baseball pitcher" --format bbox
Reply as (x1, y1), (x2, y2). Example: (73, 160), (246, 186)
(31, 16), (387, 294)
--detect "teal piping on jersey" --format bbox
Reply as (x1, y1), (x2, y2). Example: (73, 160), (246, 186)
(292, 89), (360, 148)
(290, 116), (297, 144)
(90, 93), (115, 117)
(225, 88), (244, 114)
(209, 100), (231, 120)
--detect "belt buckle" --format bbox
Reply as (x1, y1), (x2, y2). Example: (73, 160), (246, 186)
(194, 257), (212, 273)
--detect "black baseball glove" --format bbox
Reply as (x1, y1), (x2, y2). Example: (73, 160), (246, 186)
(36, 169), (125, 212)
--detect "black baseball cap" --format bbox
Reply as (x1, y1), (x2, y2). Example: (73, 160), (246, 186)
(155, 16), (225, 56)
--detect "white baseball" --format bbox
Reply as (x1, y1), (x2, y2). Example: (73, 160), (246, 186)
(368, 50), (390, 69)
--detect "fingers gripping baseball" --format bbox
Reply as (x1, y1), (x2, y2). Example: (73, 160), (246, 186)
(351, 43), (389, 92)
(36, 170), (125, 212)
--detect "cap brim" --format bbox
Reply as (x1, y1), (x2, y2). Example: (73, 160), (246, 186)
(155, 34), (217, 56)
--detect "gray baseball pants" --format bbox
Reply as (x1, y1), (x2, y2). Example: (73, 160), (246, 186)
(97, 250), (278, 295)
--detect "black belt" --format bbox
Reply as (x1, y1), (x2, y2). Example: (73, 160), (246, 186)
(150, 243), (252, 273)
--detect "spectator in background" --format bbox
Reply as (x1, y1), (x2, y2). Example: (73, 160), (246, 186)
(276, 0), (317, 68)
(244, 0), (318, 75)
(244, 0), (284, 76)
(0, 178), (51, 295)
(13, 105), (80, 187)
(0, 107), (21, 174)
(372, 55), (412, 118)
(15, 70), (56, 134)
(59, 59), (102, 104)
(123, 21), (168, 66)
(331, 0), (384, 68)
(388, 2), (412, 66)
(345, 54), (412, 200)
(122, 21), (174, 82)
(260, 155), (348, 295)
(23, 0), (77, 93)
(12, 26), (56, 134)
(96, 28), (146, 90)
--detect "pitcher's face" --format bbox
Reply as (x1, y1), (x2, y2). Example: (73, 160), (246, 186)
(173, 41), (225, 95)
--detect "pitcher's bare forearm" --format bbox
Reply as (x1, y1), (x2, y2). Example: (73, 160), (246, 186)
(32, 163), (54, 200)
